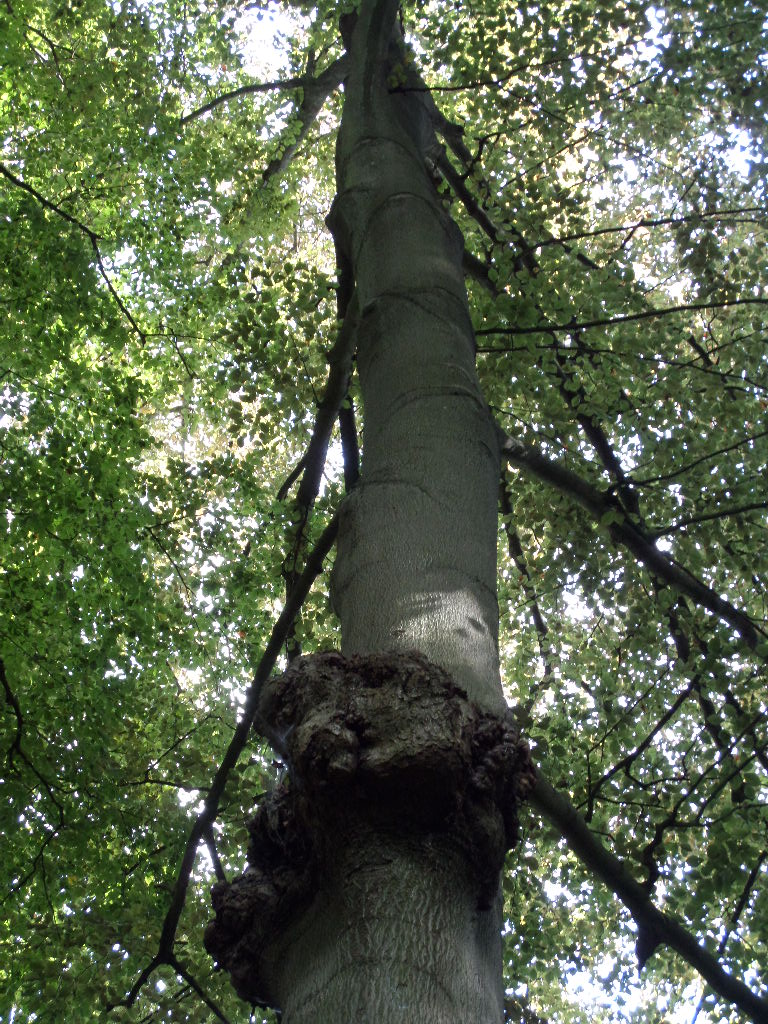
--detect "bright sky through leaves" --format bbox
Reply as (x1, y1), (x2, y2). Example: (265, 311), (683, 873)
(1, 0), (767, 1021)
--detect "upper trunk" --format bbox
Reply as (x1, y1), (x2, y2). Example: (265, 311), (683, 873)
(329, 0), (504, 713)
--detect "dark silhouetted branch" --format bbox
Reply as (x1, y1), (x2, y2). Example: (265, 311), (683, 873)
(262, 55), (348, 182)
(338, 394), (360, 491)
(182, 75), (308, 123)
(500, 477), (555, 700)
(0, 657), (23, 767)
(498, 430), (764, 651)
(534, 206), (767, 249)
(115, 511), (339, 1009)
(530, 772), (768, 1023)
(478, 297), (768, 338)
(168, 956), (232, 1024)
(0, 161), (146, 341)
(654, 501), (768, 537)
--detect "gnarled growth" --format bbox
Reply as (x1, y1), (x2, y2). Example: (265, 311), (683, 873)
(205, 651), (534, 1021)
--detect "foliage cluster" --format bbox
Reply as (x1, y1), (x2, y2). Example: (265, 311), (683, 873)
(1, 0), (766, 1021)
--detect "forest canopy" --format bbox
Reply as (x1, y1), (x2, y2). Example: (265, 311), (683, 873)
(1, 0), (767, 1021)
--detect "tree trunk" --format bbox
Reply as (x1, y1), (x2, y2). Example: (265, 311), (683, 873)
(204, 3), (534, 1020)
(328, 0), (504, 715)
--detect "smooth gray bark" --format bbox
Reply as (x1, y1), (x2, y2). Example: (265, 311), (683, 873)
(329, 0), (504, 715)
(268, 828), (504, 1024)
(207, 4), (513, 1021)
(287, 2), (509, 1019)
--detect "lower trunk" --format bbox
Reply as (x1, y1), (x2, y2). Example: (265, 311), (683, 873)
(206, 653), (533, 1022)
(263, 827), (504, 1024)
(205, 3), (532, 1020)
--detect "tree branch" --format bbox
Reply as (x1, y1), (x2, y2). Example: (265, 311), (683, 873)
(498, 430), (765, 651)
(549, 328), (765, 806)
(204, 824), (227, 884)
(551, 337), (640, 519)
(181, 75), (309, 124)
(280, 292), (358, 526)
(106, 953), (163, 1011)
(462, 248), (498, 293)
(0, 656), (23, 767)
(338, 393), (360, 491)
(534, 206), (767, 250)
(478, 297), (768, 338)
(279, 287), (357, 659)
(0, 161), (146, 341)
(168, 956), (232, 1024)
(261, 54), (348, 182)
(653, 501), (768, 537)
(589, 679), (695, 800)
(633, 427), (768, 487)
(115, 511), (339, 1007)
(500, 477), (555, 703)
(530, 771), (768, 1023)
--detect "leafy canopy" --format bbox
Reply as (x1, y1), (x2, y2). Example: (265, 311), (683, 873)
(1, 0), (767, 1021)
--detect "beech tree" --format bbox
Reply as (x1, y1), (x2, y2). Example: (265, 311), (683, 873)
(1, 0), (767, 1022)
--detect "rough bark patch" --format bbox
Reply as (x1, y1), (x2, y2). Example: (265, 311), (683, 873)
(205, 650), (534, 1007)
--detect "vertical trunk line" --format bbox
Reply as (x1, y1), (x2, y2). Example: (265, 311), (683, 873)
(330, 0), (504, 712)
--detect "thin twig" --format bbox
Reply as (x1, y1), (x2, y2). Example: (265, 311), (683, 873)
(0, 161), (146, 341)
(477, 297), (768, 339)
(168, 955), (233, 1024)
(534, 206), (767, 249)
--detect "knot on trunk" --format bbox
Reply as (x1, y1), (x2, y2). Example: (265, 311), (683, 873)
(205, 650), (534, 1007)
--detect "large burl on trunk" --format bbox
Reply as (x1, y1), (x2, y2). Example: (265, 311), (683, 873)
(205, 652), (534, 1023)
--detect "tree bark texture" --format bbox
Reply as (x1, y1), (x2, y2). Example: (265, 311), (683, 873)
(205, 654), (534, 1022)
(206, 3), (522, 1020)
(329, 0), (504, 714)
